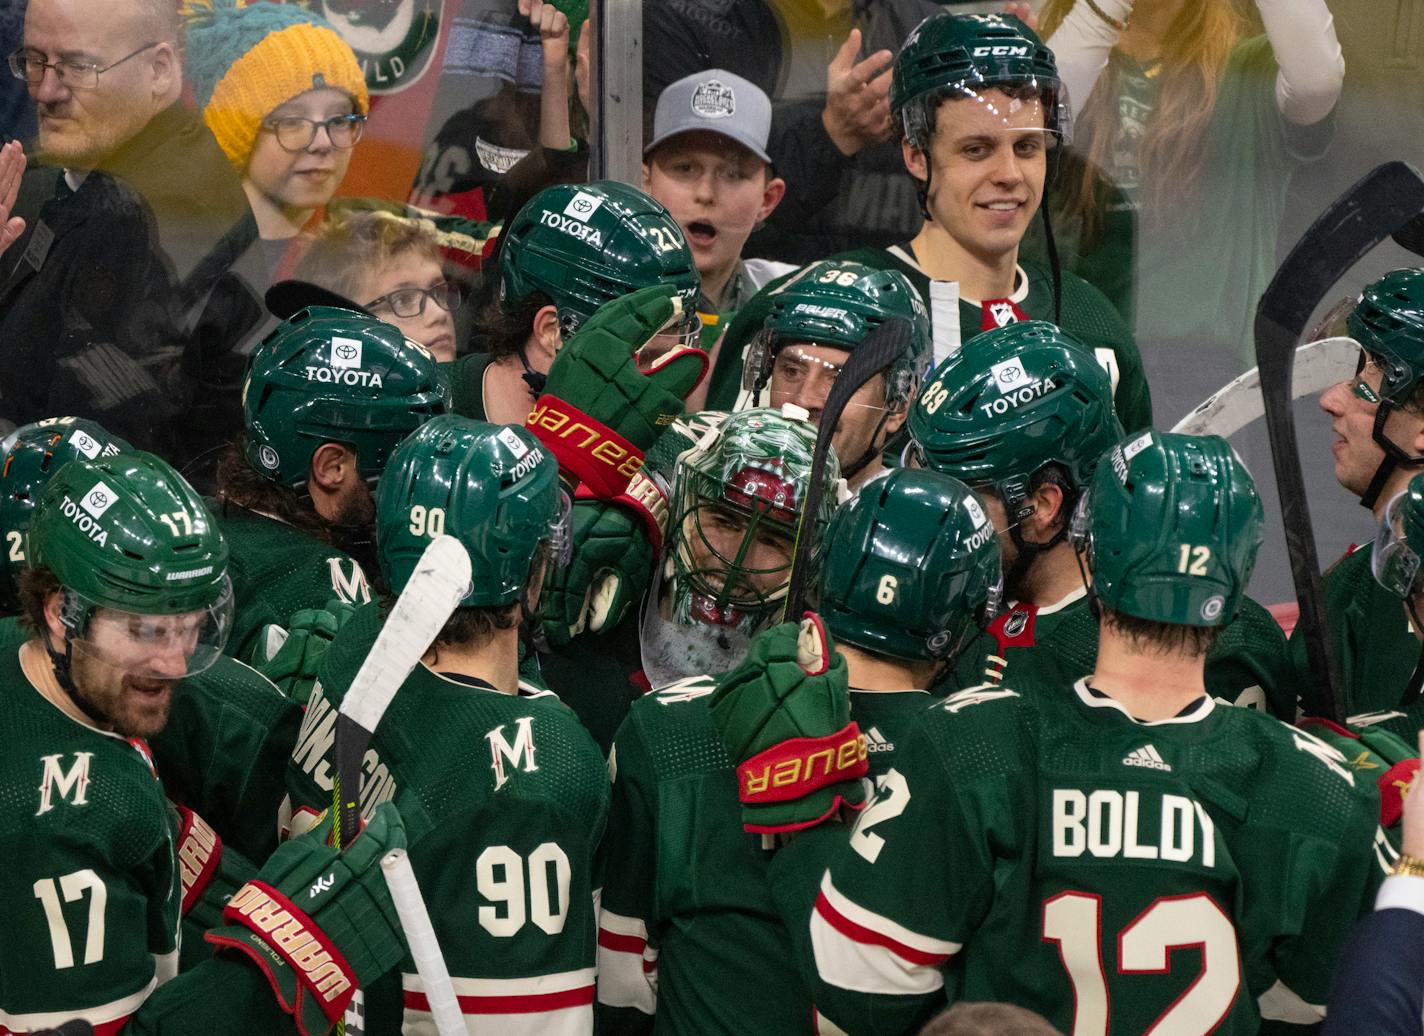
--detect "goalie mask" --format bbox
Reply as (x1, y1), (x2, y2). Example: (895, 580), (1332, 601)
(499, 180), (702, 348)
(816, 468), (1001, 662)
(666, 408), (843, 636)
(1346, 268), (1424, 509)
(376, 415), (570, 608)
(27, 453), (233, 733)
(1072, 431), (1262, 628)
(242, 306), (451, 489)
(0, 417), (132, 612)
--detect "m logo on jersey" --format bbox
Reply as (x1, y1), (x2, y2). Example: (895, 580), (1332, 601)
(36, 752), (93, 815)
(320, 0), (442, 94)
(1122, 744), (1171, 771)
(487, 716), (538, 791)
(327, 557), (372, 605)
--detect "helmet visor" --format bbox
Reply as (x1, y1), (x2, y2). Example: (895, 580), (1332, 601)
(636, 304), (703, 367)
(1373, 490), (1421, 599)
(766, 344), (894, 416)
(66, 577), (235, 681)
(904, 81), (1070, 150)
(548, 488), (574, 572)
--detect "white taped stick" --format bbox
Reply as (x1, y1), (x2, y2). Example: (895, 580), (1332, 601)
(381, 849), (465, 1036)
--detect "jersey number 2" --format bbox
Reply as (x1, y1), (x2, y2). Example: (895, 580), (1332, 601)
(1042, 892), (1240, 1035)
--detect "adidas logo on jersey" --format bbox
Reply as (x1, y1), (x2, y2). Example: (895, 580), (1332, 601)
(864, 727), (894, 753)
(1123, 745), (1171, 771)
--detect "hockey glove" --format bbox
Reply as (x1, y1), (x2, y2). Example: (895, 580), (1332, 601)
(1297, 718), (1420, 833)
(251, 599), (358, 701)
(541, 488), (658, 649)
(527, 285), (707, 505)
(206, 802), (408, 1036)
(709, 614), (868, 834)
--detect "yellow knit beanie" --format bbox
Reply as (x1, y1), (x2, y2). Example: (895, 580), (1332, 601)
(184, 1), (369, 171)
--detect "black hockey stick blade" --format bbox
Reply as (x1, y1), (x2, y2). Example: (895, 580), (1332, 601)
(783, 316), (913, 620)
(266, 279), (373, 320)
(1392, 211), (1424, 258)
(1256, 160), (1424, 725)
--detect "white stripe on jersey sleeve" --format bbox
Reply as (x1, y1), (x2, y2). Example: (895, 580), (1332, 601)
(1257, 979), (1325, 1023)
(811, 872), (959, 996)
(596, 908), (658, 1014)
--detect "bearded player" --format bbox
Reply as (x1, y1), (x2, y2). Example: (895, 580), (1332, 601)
(596, 467), (1001, 1034)
(700, 12), (1151, 434)
(909, 320), (1296, 717)
(2, 450), (411, 1034)
(284, 414), (608, 1035)
(717, 431), (1386, 1034)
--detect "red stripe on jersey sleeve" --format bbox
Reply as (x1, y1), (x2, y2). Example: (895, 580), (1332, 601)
(814, 890), (953, 968)
(405, 984), (595, 1015)
(597, 928), (647, 955)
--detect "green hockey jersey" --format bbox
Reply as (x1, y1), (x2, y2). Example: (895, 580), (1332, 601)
(953, 588), (1297, 719)
(1289, 545), (1424, 735)
(702, 249), (1152, 434)
(285, 601), (610, 1035)
(778, 679), (1387, 1035)
(0, 616), (298, 862)
(597, 672), (935, 1036)
(212, 504), (373, 663)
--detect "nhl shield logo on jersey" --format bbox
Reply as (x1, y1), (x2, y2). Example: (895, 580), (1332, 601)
(318, 0), (442, 94)
(691, 79), (736, 119)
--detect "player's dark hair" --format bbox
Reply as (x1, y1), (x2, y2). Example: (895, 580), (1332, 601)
(17, 565), (62, 638)
(215, 441), (332, 541)
(409, 543), (551, 652)
(481, 290), (554, 361)
(917, 1001), (1061, 1036)
(1100, 604), (1222, 657)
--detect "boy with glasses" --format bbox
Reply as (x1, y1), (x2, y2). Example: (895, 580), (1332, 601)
(295, 209), (462, 361)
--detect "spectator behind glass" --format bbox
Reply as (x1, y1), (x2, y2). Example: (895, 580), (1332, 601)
(294, 210), (460, 362)
(642, 69), (788, 321)
(0, 0), (251, 450)
(1039, 0), (1344, 378)
(185, 0), (368, 262)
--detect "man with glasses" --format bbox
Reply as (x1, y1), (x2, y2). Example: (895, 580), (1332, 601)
(1295, 268), (1424, 731)
(0, 0), (251, 450)
(295, 209), (461, 361)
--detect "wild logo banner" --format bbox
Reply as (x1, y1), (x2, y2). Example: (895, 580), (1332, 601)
(320, 0), (443, 94)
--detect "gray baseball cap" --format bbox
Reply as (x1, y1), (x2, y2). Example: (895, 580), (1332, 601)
(645, 69), (773, 164)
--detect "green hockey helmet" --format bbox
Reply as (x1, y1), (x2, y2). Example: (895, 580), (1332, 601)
(498, 180), (702, 344)
(891, 12), (1069, 150)
(375, 416), (570, 607)
(668, 408), (844, 635)
(817, 468), (1001, 661)
(1372, 472), (1424, 599)
(1345, 268), (1424, 507)
(242, 305), (451, 488)
(908, 320), (1122, 520)
(28, 451), (233, 678)
(1075, 431), (1263, 627)
(743, 260), (932, 410)
(0, 418), (132, 612)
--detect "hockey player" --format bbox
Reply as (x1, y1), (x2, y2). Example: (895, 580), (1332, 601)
(216, 304), (448, 663)
(739, 259), (931, 490)
(284, 414), (608, 1035)
(0, 421), (300, 861)
(5, 449), (410, 1034)
(597, 467), (1001, 1033)
(451, 179), (702, 426)
(1298, 268), (1424, 730)
(700, 12), (1152, 434)
(718, 431), (1386, 1034)
(910, 320), (1296, 716)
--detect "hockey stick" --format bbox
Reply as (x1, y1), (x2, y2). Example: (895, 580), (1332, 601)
(1170, 337), (1359, 437)
(332, 534), (471, 1036)
(1393, 211), (1424, 258)
(382, 849), (466, 1036)
(1256, 160), (1424, 725)
(782, 317), (912, 620)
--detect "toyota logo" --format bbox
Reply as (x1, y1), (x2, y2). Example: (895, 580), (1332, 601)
(88, 490), (108, 508)
(334, 343), (359, 360)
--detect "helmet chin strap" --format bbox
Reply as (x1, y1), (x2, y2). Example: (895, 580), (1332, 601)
(518, 347), (547, 397)
(40, 626), (109, 727)
(1363, 401), (1424, 511)
(841, 409), (895, 480)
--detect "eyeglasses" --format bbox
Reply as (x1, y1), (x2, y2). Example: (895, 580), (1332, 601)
(8, 41), (159, 90)
(260, 113), (366, 152)
(366, 281), (462, 319)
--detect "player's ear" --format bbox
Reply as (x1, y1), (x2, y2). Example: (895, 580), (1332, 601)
(42, 590), (68, 641)
(902, 138), (928, 184)
(309, 442), (354, 493)
(1024, 480), (1067, 540)
(531, 304), (563, 354)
